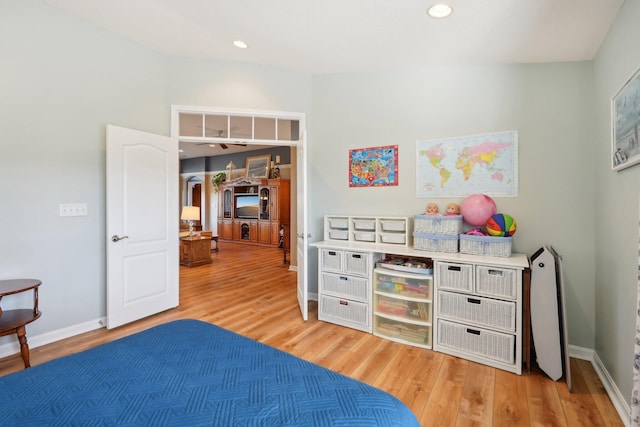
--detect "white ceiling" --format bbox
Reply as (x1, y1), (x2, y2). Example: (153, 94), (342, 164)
(42, 0), (623, 73)
(42, 0), (624, 158)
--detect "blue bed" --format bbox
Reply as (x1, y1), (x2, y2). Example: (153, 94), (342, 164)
(0, 319), (419, 426)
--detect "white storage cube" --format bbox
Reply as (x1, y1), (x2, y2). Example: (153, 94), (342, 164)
(413, 233), (458, 253)
(380, 232), (406, 244)
(328, 217), (349, 229)
(437, 262), (473, 292)
(459, 234), (512, 257)
(437, 319), (515, 364)
(328, 229), (348, 240)
(353, 231), (375, 242)
(476, 266), (517, 300)
(321, 249), (343, 272)
(320, 295), (369, 330)
(380, 219), (406, 232)
(321, 273), (368, 301)
(437, 291), (516, 332)
(413, 215), (462, 235)
(353, 218), (376, 230)
(344, 251), (369, 276)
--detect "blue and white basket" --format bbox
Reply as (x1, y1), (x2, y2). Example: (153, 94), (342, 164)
(413, 215), (463, 235)
(413, 233), (459, 253)
(459, 234), (512, 257)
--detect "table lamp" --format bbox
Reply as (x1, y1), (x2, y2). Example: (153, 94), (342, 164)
(181, 206), (200, 238)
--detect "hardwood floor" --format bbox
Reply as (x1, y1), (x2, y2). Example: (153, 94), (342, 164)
(0, 242), (624, 426)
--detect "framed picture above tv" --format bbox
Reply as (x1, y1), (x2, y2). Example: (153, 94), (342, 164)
(245, 155), (271, 178)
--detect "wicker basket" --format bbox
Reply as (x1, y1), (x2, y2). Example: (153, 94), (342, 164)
(413, 233), (458, 253)
(413, 214), (462, 235)
(459, 234), (512, 257)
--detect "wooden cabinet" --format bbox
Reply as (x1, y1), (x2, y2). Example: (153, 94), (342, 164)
(218, 179), (289, 247)
(218, 219), (233, 240)
(180, 237), (212, 267)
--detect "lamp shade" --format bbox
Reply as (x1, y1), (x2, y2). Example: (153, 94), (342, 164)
(181, 206), (200, 221)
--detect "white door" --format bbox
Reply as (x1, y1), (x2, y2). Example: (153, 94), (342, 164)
(296, 131), (309, 320)
(106, 125), (179, 329)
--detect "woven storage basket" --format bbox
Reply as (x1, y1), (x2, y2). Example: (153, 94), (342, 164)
(475, 266), (517, 299)
(437, 319), (515, 364)
(344, 251), (369, 275)
(413, 214), (463, 235)
(437, 291), (516, 332)
(459, 234), (512, 257)
(413, 233), (458, 253)
(436, 262), (473, 292)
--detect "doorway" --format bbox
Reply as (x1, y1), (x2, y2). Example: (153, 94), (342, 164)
(172, 106), (308, 320)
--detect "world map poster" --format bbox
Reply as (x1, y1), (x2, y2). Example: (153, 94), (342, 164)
(349, 145), (398, 187)
(416, 131), (518, 197)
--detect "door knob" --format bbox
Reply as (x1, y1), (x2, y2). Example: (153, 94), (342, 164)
(111, 235), (129, 242)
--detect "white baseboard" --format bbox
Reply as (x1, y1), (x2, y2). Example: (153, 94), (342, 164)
(569, 345), (631, 427)
(0, 318), (105, 360)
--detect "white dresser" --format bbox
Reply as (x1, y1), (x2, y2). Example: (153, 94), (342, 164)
(312, 239), (529, 374)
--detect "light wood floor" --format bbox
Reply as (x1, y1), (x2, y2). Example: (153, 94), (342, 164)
(0, 243), (624, 426)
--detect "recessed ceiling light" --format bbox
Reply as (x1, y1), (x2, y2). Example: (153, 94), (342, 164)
(427, 4), (453, 18)
(233, 40), (248, 49)
(209, 144), (216, 148)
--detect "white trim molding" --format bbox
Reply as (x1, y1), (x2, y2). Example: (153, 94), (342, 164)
(570, 345), (631, 426)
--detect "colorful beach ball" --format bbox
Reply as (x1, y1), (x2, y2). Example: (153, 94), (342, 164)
(486, 213), (517, 237)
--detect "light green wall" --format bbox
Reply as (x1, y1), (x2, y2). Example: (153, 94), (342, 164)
(0, 0), (169, 333)
(0, 0), (311, 339)
(310, 63), (597, 349)
(593, 0), (640, 407)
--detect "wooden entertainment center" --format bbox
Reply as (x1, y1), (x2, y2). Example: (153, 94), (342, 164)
(217, 178), (290, 247)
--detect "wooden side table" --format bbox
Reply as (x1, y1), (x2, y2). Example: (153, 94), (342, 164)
(180, 237), (213, 267)
(0, 279), (42, 368)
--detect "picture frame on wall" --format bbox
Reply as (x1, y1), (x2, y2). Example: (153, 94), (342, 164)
(245, 155), (271, 178)
(612, 65), (640, 171)
(349, 145), (398, 187)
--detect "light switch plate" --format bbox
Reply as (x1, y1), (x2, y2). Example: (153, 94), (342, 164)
(59, 203), (88, 217)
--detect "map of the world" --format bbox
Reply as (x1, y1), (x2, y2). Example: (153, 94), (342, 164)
(416, 131), (518, 197)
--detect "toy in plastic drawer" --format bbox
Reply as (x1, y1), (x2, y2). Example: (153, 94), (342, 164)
(413, 233), (458, 253)
(459, 234), (512, 257)
(413, 214), (462, 235)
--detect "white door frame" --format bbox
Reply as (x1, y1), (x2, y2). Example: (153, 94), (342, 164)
(170, 105), (309, 318)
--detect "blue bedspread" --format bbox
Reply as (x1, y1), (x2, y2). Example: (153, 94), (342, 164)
(0, 319), (420, 426)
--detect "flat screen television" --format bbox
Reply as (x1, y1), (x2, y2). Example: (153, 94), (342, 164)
(235, 194), (259, 219)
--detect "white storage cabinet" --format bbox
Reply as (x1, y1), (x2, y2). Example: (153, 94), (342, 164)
(318, 248), (381, 333)
(324, 215), (409, 246)
(373, 268), (433, 349)
(434, 260), (523, 374)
